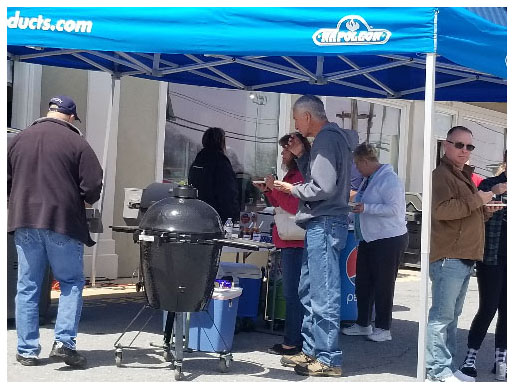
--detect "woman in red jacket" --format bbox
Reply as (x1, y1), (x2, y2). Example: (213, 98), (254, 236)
(254, 132), (310, 355)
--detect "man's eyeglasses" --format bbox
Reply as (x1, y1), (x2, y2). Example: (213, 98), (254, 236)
(446, 140), (475, 152)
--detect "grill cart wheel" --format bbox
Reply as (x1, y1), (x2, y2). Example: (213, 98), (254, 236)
(174, 365), (184, 381)
(115, 349), (123, 367)
(218, 354), (232, 373)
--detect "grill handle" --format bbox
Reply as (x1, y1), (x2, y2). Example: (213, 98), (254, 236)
(110, 225), (141, 234)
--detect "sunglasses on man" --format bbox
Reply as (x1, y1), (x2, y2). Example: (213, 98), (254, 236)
(446, 140), (475, 151)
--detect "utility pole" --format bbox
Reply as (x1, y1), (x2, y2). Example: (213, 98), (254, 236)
(335, 99), (375, 135)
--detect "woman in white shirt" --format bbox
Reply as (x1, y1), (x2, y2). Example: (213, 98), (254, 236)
(342, 143), (408, 342)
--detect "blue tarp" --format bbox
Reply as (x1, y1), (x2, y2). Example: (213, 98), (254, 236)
(7, 7), (506, 101)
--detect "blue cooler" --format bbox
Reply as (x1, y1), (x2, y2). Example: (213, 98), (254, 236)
(216, 262), (261, 319)
(340, 227), (359, 321)
(188, 287), (242, 352)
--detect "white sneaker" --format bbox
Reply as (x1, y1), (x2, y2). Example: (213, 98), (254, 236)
(367, 328), (392, 342)
(341, 323), (372, 336)
(426, 374), (463, 382)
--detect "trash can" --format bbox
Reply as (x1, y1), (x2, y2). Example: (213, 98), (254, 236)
(266, 281), (286, 320)
(265, 251), (286, 320)
(216, 262), (262, 319)
(340, 226), (358, 321)
(188, 287), (242, 352)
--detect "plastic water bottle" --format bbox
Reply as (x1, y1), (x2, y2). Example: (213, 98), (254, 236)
(232, 222), (240, 239)
(224, 218), (233, 239)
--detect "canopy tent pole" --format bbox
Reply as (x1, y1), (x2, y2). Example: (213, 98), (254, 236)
(90, 75), (118, 287)
(416, 51), (437, 381)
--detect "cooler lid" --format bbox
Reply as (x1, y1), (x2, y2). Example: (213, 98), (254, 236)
(212, 287), (243, 300)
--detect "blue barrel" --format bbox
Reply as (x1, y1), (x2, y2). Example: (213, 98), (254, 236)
(340, 229), (359, 321)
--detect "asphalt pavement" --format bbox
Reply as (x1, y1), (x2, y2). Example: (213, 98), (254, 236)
(6, 269), (500, 383)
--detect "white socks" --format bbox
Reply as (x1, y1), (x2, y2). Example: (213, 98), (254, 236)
(463, 348), (478, 367)
(495, 348), (507, 364)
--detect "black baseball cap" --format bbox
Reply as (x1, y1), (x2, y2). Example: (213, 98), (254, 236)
(49, 95), (81, 122)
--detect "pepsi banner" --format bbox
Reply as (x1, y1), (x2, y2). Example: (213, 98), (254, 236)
(340, 230), (359, 321)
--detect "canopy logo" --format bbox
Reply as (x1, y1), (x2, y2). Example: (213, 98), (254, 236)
(313, 15), (391, 46)
(7, 10), (93, 34)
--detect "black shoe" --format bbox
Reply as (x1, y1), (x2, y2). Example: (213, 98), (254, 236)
(16, 354), (39, 366)
(459, 365), (477, 379)
(49, 342), (87, 368)
(267, 343), (300, 355)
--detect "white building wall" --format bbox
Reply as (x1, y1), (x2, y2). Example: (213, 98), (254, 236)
(11, 62), (42, 129)
(112, 76), (164, 278)
(83, 72), (120, 281)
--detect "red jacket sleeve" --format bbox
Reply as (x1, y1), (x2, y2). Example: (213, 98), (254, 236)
(265, 169), (303, 215)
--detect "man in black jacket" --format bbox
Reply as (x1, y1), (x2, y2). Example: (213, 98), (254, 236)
(8, 96), (103, 368)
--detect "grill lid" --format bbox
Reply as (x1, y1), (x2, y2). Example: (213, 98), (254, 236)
(139, 185), (223, 237)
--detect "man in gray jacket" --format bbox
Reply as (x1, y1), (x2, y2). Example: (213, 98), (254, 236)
(274, 95), (358, 377)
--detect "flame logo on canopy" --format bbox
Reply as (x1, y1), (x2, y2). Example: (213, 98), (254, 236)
(346, 19), (359, 32)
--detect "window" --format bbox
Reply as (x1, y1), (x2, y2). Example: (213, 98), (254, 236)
(435, 112), (454, 167)
(325, 97), (402, 172)
(460, 118), (506, 178)
(162, 83), (279, 210)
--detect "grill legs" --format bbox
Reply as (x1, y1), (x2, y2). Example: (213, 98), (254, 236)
(113, 306), (230, 379)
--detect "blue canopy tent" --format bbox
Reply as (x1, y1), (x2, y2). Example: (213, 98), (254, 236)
(7, 7), (507, 381)
(8, 7), (506, 100)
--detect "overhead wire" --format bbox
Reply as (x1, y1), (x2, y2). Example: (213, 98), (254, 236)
(168, 90), (278, 124)
(171, 116), (277, 140)
(167, 120), (278, 144)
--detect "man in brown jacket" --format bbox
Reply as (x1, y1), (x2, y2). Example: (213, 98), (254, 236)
(425, 126), (500, 382)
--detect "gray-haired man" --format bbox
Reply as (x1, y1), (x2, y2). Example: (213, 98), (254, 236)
(274, 95), (358, 377)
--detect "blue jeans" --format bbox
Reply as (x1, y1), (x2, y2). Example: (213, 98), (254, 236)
(15, 228), (85, 357)
(426, 258), (474, 380)
(299, 216), (348, 367)
(280, 247), (304, 348)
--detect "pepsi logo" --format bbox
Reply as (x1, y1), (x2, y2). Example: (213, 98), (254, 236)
(346, 246), (358, 286)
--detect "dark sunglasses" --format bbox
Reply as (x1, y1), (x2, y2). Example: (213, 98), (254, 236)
(447, 140), (475, 151)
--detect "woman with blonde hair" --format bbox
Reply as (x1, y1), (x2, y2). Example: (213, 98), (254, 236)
(342, 142), (408, 342)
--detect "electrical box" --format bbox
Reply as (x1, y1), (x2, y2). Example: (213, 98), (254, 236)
(123, 188), (143, 219)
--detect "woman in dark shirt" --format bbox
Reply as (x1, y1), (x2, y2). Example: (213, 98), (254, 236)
(188, 127), (239, 223)
(458, 151), (507, 381)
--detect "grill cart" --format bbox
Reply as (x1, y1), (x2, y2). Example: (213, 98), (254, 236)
(111, 184), (272, 380)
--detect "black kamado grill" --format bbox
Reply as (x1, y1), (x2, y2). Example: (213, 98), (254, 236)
(111, 183), (272, 380)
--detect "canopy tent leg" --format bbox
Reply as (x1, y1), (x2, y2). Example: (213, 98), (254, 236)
(416, 52), (436, 381)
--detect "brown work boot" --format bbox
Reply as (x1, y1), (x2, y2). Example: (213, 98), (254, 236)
(294, 359), (342, 377)
(280, 351), (314, 367)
